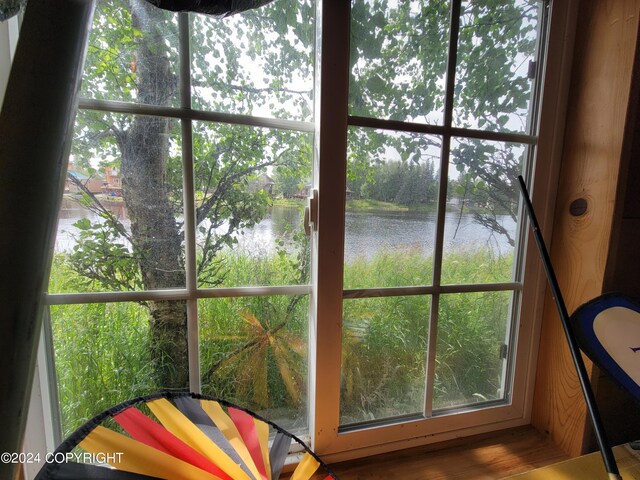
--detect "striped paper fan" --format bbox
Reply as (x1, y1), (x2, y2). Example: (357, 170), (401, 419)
(35, 392), (338, 480)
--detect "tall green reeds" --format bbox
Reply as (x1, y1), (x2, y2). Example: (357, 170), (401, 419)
(48, 248), (512, 435)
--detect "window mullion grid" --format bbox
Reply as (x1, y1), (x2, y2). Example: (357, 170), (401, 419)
(48, 12), (319, 386)
(348, 115), (536, 146)
(77, 98), (314, 133)
(178, 12), (200, 393)
(46, 285), (312, 306)
(424, 0), (462, 418)
(343, 282), (522, 300)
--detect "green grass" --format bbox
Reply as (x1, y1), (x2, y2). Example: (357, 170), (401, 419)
(272, 198), (305, 208)
(346, 198), (409, 212)
(346, 198), (441, 213)
(344, 247), (435, 289)
(50, 301), (155, 437)
(48, 247), (513, 435)
(273, 197), (440, 214)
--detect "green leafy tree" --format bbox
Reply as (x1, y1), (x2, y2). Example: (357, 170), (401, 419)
(348, 0), (540, 234)
(451, 139), (524, 246)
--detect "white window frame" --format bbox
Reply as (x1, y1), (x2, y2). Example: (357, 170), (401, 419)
(19, 0), (579, 473)
(310, 0), (578, 462)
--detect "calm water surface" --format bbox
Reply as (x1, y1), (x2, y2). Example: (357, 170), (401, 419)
(55, 200), (516, 261)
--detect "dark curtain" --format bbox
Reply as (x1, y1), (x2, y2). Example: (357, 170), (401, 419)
(144, 0), (275, 16)
(0, 0), (274, 22)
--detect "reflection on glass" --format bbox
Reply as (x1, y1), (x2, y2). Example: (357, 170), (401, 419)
(454, 0), (541, 133)
(192, 122), (312, 288)
(51, 111), (184, 293)
(344, 127), (441, 289)
(191, 1), (315, 121)
(442, 138), (524, 285)
(433, 291), (511, 410)
(82, 0), (180, 106)
(50, 302), (166, 436)
(340, 296), (430, 425)
(349, 0), (449, 124)
(199, 296), (309, 433)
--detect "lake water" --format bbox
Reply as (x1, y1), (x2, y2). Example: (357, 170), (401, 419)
(344, 210), (515, 262)
(55, 200), (517, 261)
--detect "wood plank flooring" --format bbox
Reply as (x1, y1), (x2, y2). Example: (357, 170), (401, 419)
(314, 426), (569, 479)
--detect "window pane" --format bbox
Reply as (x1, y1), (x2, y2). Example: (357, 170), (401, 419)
(190, 0), (315, 122)
(344, 127), (441, 289)
(192, 122), (312, 288)
(199, 296), (309, 433)
(349, 0), (450, 124)
(433, 291), (512, 410)
(453, 0), (541, 133)
(50, 302), (165, 437)
(340, 296), (430, 426)
(441, 138), (523, 285)
(81, 0), (179, 107)
(51, 111), (184, 293)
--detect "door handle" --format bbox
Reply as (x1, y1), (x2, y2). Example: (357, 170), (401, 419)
(304, 188), (318, 236)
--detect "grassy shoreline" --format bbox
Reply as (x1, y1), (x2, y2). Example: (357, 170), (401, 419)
(274, 197), (436, 213)
(49, 247), (513, 436)
(273, 197), (507, 216)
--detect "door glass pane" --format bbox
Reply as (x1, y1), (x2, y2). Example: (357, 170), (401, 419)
(81, 0), (180, 107)
(340, 296), (430, 425)
(192, 122), (312, 288)
(50, 111), (184, 293)
(50, 301), (183, 436)
(191, 0), (315, 122)
(349, 0), (450, 124)
(199, 296), (309, 433)
(453, 0), (541, 133)
(433, 291), (512, 410)
(441, 138), (524, 285)
(344, 127), (441, 289)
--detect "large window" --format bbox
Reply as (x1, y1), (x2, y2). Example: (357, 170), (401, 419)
(339, 0), (542, 426)
(42, 0), (571, 462)
(49, 0), (315, 437)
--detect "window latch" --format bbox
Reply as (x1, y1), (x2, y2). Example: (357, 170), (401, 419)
(304, 188), (318, 236)
(527, 60), (537, 80)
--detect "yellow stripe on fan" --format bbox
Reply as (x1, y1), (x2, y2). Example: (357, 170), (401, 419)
(255, 418), (271, 480)
(290, 453), (320, 480)
(80, 425), (224, 480)
(200, 399), (263, 480)
(147, 398), (251, 480)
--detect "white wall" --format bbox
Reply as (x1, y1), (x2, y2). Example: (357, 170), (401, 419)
(0, 15), (19, 105)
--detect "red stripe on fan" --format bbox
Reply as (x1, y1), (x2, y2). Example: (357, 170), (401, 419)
(114, 407), (234, 480)
(228, 407), (268, 480)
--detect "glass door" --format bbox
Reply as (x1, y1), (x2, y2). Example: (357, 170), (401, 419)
(46, 0), (317, 438)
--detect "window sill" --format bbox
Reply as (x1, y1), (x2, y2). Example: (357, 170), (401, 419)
(317, 426), (568, 479)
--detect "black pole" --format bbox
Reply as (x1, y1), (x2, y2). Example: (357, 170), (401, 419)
(0, 1), (95, 479)
(517, 175), (621, 479)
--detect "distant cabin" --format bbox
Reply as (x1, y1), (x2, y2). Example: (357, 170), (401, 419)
(250, 173), (275, 195)
(102, 167), (123, 197)
(65, 169), (104, 194)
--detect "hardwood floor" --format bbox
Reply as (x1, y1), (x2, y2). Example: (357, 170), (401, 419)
(314, 426), (569, 479)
